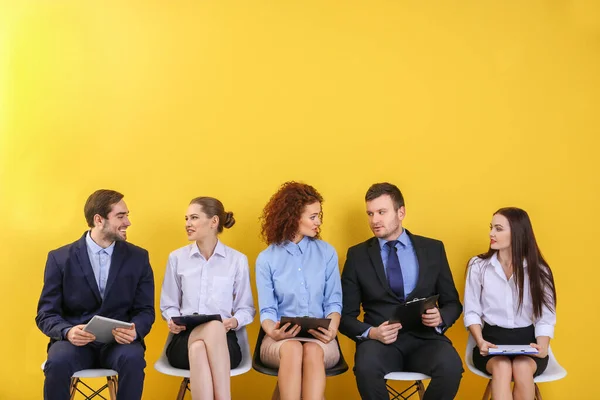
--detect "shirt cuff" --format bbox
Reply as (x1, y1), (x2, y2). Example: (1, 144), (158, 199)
(358, 327), (372, 340)
(260, 311), (278, 324)
(464, 314), (483, 328)
(324, 305), (342, 317)
(534, 324), (554, 339)
(62, 327), (72, 340)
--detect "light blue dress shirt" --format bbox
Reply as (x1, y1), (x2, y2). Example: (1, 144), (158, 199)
(85, 231), (115, 299)
(255, 237), (342, 324)
(378, 229), (419, 297)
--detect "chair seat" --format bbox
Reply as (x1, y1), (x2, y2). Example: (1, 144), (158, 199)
(385, 371), (431, 381)
(41, 361), (118, 378)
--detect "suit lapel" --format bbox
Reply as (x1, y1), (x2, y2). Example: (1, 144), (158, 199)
(104, 241), (127, 299)
(409, 232), (429, 298)
(367, 237), (398, 299)
(74, 234), (102, 304)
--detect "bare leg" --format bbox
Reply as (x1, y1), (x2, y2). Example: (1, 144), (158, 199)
(301, 342), (325, 400)
(188, 321), (231, 400)
(512, 356), (536, 400)
(278, 341), (303, 400)
(486, 356), (513, 400)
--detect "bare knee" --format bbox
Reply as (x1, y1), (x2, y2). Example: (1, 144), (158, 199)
(188, 339), (207, 357)
(302, 342), (324, 365)
(488, 357), (512, 380)
(512, 357), (536, 384)
(279, 340), (303, 364)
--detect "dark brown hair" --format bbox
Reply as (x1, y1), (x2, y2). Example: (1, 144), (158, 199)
(365, 182), (405, 210)
(475, 207), (557, 319)
(260, 181), (323, 245)
(84, 189), (124, 228)
(190, 197), (235, 233)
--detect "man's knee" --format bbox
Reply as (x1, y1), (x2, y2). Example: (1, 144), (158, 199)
(113, 345), (146, 371)
(431, 349), (463, 380)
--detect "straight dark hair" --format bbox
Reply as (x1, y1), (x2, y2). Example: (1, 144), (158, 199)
(365, 182), (405, 210)
(477, 207), (556, 319)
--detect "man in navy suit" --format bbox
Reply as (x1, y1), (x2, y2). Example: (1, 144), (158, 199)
(339, 183), (463, 400)
(36, 189), (155, 400)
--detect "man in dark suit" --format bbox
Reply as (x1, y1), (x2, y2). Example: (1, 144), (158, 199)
(339, 183), (463, 400)
(36, 189), (155, 400)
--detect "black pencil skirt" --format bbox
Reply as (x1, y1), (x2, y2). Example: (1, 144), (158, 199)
(166, 329), (241, 370)
(472, 324), (549, 377)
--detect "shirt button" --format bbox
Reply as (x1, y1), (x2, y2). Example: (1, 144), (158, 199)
(298, 268), (301, 271)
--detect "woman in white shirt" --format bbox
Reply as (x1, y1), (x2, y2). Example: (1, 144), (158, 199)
(160, 197), (256, 400)
(464, 207), (557, 400)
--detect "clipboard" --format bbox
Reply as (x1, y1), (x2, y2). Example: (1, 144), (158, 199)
(172, 314), (223, 330)
(280, 316), (331, 338)
(389, 294), (439, 330)
(83, 315), (134, 343)
(488, 345), (539, 355)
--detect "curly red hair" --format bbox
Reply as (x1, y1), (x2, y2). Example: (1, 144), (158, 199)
(260, 181), (324, 245)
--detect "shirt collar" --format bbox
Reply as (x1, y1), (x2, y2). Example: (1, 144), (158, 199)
(377, 228), (411, 250)
(188, 239), (226, 259)
(490, 252), (528, 270)
(283, 235), (310, 256)
(85, 231), (115, 256)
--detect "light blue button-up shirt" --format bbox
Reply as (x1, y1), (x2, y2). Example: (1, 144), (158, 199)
(378, 229), (419, 298)
(85, 231), (115, 299)
(256, 237), (342, 324)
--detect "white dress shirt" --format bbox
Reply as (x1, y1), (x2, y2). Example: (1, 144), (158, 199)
(463, 253), (556, 338)
(160, 240), (255, 331)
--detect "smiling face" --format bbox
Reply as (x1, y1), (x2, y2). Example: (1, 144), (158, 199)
(489, 213), (511, 251)
(366, 194), (405, 241)
(185, 203), (218, 242)
(97, 199), (130, 242)
(295, 201), (322, 241)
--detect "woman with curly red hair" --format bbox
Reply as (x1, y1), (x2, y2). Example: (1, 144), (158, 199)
(255, 182), (342, 400)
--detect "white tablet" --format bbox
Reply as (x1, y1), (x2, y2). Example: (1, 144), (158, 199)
(488, 345), (539, 355)
(83, 315), (134, 343)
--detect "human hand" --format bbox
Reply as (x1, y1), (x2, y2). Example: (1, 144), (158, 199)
(223, 317), (238, 332)
(368, 321), (402, 344)
(476, 339), (497, 356)
(268, 321), (300, 341)
(66, 325), (96, 346)
(530, 342), (548, 358)
(113, 323), (136, 344)
(308, 326), (337, 344)
(421, 307), (442, 327)
(168, 319), (186, 334)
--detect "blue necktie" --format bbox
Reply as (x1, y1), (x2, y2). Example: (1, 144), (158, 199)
(98, 250), (109, 298)
(385, 240), (405, 301)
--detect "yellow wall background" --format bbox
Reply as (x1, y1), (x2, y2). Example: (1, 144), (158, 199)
(1, 1), (598, 399)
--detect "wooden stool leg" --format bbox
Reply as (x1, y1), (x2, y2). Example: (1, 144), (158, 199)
(69, 377), (79, 400)
(417, 380), (425, 399)
(271, 381), (280, 400)
(482, 380), (492, 400)
(107, 376), (118, 400)
(534, 383), (542, 400)
(176, 378), (189, 400)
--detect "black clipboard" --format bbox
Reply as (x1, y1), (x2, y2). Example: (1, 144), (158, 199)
(389, 295), (439, 330)
(172, 314), (222, 330)
(280, 316), (331, 338)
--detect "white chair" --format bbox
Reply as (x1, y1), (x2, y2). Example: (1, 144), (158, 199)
(40, 361), (118, 400)
(465, 334), (567, 400)
(384, 371), (431, 400)
(154, 327), (252, 400)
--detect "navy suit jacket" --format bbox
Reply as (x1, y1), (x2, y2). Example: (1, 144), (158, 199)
(36, 232), (155, 345)
(339, 230), (462, 342)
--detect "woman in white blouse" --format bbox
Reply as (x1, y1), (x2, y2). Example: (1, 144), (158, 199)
(464, 207), (557, 400)
(160, 197), (255, 400)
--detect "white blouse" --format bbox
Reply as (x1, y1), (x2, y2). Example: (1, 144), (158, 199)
(160, 240), (255, 331)
(463, 253), (556, 338)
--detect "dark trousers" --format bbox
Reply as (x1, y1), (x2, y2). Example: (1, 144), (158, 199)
(44, 340), (146, 400)
(354, 333), (463, 400)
